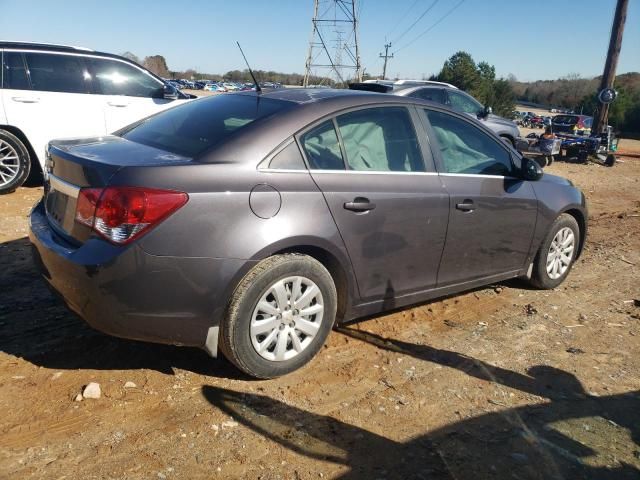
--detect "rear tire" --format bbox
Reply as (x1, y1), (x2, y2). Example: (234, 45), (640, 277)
(220, 254), (337, 379)
(529, 214), (580, 289)
(0, 130), (31, 194)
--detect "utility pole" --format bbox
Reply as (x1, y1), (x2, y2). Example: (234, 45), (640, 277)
(303, 0), (362, 87)
(592, 0), (629, 135)
(379, 42), (393, 80)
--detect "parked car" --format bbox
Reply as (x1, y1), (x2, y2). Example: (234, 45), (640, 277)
(0, 41), (194, 194)
(204, 83), (226, 92)
(529, 115), (545, 129)
(29, 89), (587, 378)
(351, 80), (521, 147)
(552, 114), (592, 136)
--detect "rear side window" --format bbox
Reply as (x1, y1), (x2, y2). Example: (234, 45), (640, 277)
(267, 141), (306, 170)
(448, 91), (482, 115)
(24, 53), (91, 93)
(409, 87), (445, 104)
(301, 121), (345, 170)
(2, 52), (30, 90)
(121, 94), (292, 157)
(88, 58), (163, 97)
(336, 107), (424, 172)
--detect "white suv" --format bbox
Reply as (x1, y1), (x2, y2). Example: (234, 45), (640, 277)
(0, 42), (192, 193)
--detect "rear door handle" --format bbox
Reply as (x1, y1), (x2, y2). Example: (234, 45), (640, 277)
(455, 200), (475, 212)
(107, 101), (129, 107)
(12, 96), (40, 103)
(344, 197), (376, 212)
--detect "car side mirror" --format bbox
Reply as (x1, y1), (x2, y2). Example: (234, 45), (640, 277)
(163, 84), (179, 100)
(522, 157), (543, 181)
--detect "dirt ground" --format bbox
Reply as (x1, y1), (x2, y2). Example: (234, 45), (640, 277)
(1, 146), (639, 479)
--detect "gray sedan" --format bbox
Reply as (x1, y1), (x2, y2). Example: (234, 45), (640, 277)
(29, 89), (587, 378)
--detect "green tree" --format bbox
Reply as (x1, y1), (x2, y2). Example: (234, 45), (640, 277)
(437, 51), (479, 92)
(433, 51), (515, 117)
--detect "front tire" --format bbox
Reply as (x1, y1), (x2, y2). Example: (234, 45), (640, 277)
(0, 130), (31, 194)
(529, 214), (580, 289)
(220, 254), (337, 379)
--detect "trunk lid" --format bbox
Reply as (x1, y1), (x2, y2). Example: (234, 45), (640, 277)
(44, 136), (192, 243)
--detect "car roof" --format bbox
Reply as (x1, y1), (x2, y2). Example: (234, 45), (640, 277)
(193, 88), (445, 163)
(0, 41), (132, 63)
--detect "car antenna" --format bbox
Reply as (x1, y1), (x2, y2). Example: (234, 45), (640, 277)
(236, 42), (261, 94)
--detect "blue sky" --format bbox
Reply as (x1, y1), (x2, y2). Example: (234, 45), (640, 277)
(1, 0), (638, 81)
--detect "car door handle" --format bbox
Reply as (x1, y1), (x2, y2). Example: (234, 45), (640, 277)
(344, 197), (376, 212)
(107, 101), (129, 107)
(12, 96), (40, 103)
(455, 200), (475, 212)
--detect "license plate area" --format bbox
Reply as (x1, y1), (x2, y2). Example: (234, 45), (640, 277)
(45, 175), (80, 234)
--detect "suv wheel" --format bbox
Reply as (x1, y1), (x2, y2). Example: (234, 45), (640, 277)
(220, 254), (337, 379)
(0, 130), (31, 194)
(529, 214), (580, 289)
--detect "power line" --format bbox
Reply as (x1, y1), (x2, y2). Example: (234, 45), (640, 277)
(387, 0), (420, 37)
(392, 0), (440, 45)
(394, 0), (466, 54)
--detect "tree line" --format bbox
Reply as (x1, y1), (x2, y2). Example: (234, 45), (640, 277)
(122, 50), (639, 136)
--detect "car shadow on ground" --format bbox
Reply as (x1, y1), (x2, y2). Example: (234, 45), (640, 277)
(0, 237), (247, 379)
(203, 327), (640, 479)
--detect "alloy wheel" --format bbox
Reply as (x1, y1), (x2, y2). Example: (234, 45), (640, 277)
(0, 139), (20, 188)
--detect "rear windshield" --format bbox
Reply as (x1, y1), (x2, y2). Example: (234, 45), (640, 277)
(552, 115), (578, 125)
(121, 94), (292, 157)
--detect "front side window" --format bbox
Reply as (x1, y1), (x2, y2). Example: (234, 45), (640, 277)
(336, 107), (424, 172)
(88, 58), (163, 97)
(122, 94), (291, 157)
(448, 91), (482, 115)
(409, 87), (445, 104)
(24, 53), (90, 93)
(2, 52), (29, 90)
(301, 121), (345, 170)
(426, 110), (513, 176)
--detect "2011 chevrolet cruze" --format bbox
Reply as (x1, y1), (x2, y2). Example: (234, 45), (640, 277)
(29, 88), (587, 378)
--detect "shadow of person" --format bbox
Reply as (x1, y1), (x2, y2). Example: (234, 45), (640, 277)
(203, 382), (640, 480)
(0, 237), (247, 379)
(203, 384), (452, 479)
(336, 327), (640, 455)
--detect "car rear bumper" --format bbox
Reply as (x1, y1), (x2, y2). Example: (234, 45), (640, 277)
(29, 200), (253, 349)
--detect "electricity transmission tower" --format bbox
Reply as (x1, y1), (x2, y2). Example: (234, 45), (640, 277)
(303, 0), (362, 87)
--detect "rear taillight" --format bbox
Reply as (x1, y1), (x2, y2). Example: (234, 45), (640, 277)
(75, 187), (188, 245)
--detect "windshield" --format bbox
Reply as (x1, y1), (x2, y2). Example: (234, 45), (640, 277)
(121, 94), (292, 157)
(553, 115), (578, 125)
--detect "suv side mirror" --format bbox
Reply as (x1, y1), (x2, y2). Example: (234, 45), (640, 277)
(163, 84), (179, 100)
(522, 157), (543, 181)
(478, 106), (492, 119)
